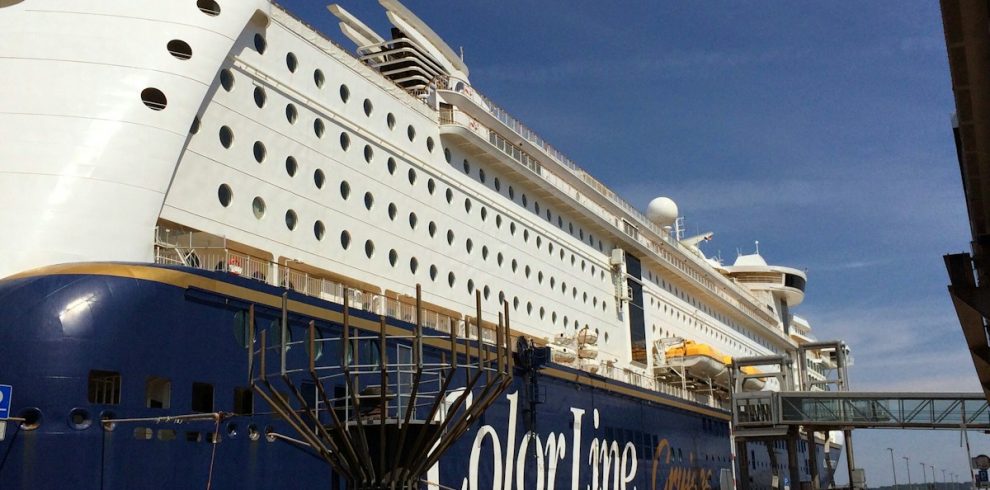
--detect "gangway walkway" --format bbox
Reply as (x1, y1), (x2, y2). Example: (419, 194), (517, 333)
(734, 392), (990, 429)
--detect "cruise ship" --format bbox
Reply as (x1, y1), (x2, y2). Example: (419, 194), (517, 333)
(0, 1), (845, 489)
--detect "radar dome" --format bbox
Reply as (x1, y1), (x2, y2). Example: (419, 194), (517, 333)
(646, 197), (678, 226)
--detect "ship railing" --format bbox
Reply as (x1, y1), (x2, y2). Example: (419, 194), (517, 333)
(153, 247), (497, 344)
(438, 106), (779, 332)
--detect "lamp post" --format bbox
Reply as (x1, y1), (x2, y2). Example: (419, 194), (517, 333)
(888, 448), (899, 490)
(943, 470), (948, 488)
(932, 465), (937, 489)
(923, 462), (929, 489)
(905, 457), (913, 490)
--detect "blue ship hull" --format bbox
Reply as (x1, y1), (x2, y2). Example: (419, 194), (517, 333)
(0, 264), (840, 489)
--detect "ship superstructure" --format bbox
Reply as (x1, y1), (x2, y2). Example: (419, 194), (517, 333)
(0, 1), (844, 489)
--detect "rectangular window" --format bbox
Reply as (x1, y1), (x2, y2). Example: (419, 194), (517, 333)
(191, 382), (214, 413)
(88, 370), (121, 405)
(145, 376), (171, 409)
(233, 387), (253, 415)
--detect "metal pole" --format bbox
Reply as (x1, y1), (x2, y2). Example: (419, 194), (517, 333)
(904, 457), (912, 490)
(922, 462), (928, 488)
(845, 430), (856, 489)
(808, 429), (820, 490)
(888, 448), (899, 490)
(932, 465), (937, 490)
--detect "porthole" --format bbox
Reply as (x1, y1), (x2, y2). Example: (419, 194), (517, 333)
(523, 230), (529, 242)
(480, 207), (488, 221)
(217, 184), (232, 207)
(498, 291), (505, 304)
(509, 223), (516, 235)
(511, 259), (518, 272)
(251, 196), (266, 219)
(68, 407), (91, 430)
(387, 203), (397, 220)
(387, 157), (397, 175)
(190, 116), (200, 134)
(522, 194), (528, 207)
(497, 252), (504, 266)
(339, 84), (350, 103)
(534, 201), (540, 213)
(388, 249), (398, 266)
(464, 198), (472, 213)
(220, 69), (235, 91)
(536, 236), (542, 248)
(462, 160), (470, 174)
(527, 302), (533, 314)
(538, 271), (544, 284)
(495, 215), (502, 228)
(253, 33), (267, 54)
(466, 239), (473, 254)
(550, 277), (556, 288)
(513, 297), (520, 311)
(18, 408), (42, 431)
(429, 265), (438, 281)
(252, 141), (266, 163)
(253, 86), (266, 108)
(427, 178), (436, 194)
(548, 243), (554, 254)
(285, 209), (297, 230)
(364, 240), (374, 258)
(524, 265), (531, 278)
(387, 113), (396, 130)
(197, 0), (221, 16)
(467, 279), (475, 294)
(479, 169), (486, 183)
(314, 220), (325, 240)
(482, 246), (489, 260)
(445, 188), (453, 203)
(408, 168), (417, 185)
(407, 125), (416, 141)
(314, 69), (325, 88)
(494, 177), (501, 191)
(363, 98), (373, 116)
(539, 307), (545, 319)
(167, 40), (193, 60)
(286, 52), (298, 72)
(248, 424), (260, 441)
(408, 212), (418, 229)
(426, 137), (435, 152)
(314, 118), (325, 138)
(339, 181), (350, 199)
(285, 104), (297, 124)
(447, 272), (456, 287)
(446, 229), (454, 245)
(286, 156), (298, 177)
(363, 192), (374, 210)
(340, 231), (351, 249)
(483, 286), (491, 299)
(409, 257), (419, 273)
(363, 145), (373, 163)
(508, 186), (515, 199)
(140, 88), (167, 111)
(444, 148), (451, 163)
(552, 312), (557, 324)
(428, 221), (437, 237)
(339, 132), (351, 151)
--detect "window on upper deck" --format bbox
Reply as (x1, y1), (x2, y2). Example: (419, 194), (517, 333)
(145, 377), (171, 409)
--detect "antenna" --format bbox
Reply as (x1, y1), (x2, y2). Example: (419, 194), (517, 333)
(459, 46), (464, 61)
(755, 240), (760, 254)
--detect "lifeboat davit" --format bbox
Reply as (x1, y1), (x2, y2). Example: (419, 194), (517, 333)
(722, 356), (766, 391)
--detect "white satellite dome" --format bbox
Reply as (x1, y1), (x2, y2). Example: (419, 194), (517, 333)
(646, 197), (679, 226)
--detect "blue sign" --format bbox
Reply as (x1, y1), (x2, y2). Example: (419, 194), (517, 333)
(0, 385), (11, 419)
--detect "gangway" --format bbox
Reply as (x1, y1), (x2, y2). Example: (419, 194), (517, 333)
(735, 391), (990, 430)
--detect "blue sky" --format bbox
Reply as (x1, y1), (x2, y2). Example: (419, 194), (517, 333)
(282, 1), (977, 485)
